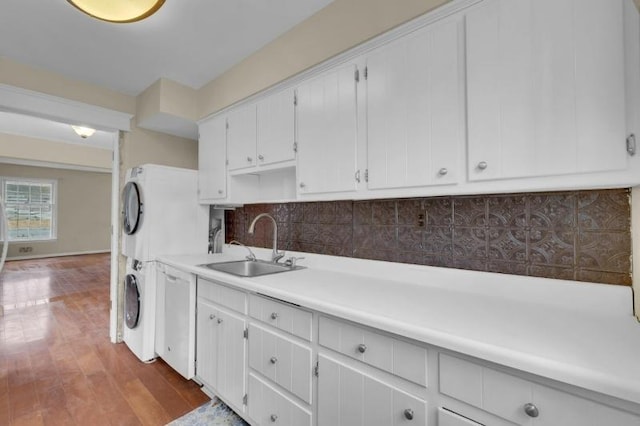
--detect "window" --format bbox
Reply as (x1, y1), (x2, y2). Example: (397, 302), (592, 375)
(1, 178), (57, 241)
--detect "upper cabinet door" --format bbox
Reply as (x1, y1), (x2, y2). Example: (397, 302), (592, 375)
(198, 115), (227, 201)
(366, 16), (463, 190)
(466, 0), (627, 181)
(257, 88), (296, 166)
(227, 103), (257, 171)
(296, 63), (359, 195)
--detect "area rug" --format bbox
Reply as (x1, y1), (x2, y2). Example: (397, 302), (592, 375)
(167, 397), (249, 426)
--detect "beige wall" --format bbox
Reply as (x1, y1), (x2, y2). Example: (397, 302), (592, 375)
(121, 122), (198, 171)
(0, 132), (112, 171)
(0, 163), (111, 259)
(198, 0), (451, 117)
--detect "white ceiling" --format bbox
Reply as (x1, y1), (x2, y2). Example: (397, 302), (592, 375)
(0, 0), (333, 96)
(0, 111), (115, 150)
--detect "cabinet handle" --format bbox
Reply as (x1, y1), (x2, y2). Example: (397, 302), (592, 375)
(247, 156), (253, 163)
(209, 314), (215, 320)
(404, 408), (414, 420)
(438, 168), (448, 176)
(355, 170), (361, 183)
(523, 403), (539, 418)
(218, 189), (224, 195)
(299, 182), (306, 189)
(270, 414), (278, 422)
(258, 154), (264, 161)
(270, 356), (278, 364)
(477, 161), (488, 170)
(270, 312), (278, 320)
(357, 343), (367, 354)
(217, 318), (223, 324)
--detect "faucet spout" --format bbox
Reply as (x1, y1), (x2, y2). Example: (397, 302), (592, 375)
(248, 213), (284, 263)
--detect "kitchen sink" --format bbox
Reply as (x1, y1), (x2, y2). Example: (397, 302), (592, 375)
(198, 259), (304, 277)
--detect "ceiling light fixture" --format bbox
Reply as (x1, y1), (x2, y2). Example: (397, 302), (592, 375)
(71, 125), (96, 139)
(67, 0), (165, 23)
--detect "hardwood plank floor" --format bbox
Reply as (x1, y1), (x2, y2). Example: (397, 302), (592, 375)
(0, 254), (210, 425)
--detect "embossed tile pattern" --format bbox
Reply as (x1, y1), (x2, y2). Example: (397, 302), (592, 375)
(226, 189), (632, 285)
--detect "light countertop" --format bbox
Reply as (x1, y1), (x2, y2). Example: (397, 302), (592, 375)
(157, 246), (640, 407)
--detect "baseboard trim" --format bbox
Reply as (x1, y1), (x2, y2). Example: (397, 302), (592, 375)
(7, 250), (110, 261)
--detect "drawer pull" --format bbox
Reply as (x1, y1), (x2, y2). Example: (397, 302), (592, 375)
(477, 161), (488, 170)
(270, 414), (278, 422)
(524, 403), (539, 418)
(438, 167), (448, 176)
(404, 408), (414, 420)
(270, 356), (278, 364)
(217, 318), (223, 324)
(270, 312), (279, 320)
(209, 314), (215, 320)
(357, 343), (367, 354)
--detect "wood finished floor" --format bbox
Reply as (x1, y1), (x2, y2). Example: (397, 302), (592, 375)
(0, 254), (210, 425)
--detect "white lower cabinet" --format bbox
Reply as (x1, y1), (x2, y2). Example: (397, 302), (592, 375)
(248, 373), (312, 426)
(196, 279), (247, 413)
(317, 354), (427, 426)
(437, 408), (482, 426)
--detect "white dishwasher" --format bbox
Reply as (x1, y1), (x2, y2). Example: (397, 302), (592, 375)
(155, 263), (196, 379)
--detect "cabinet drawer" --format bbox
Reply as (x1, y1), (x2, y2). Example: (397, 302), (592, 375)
(249, 294), (312, 341)
(249, 324), (312, 403)
(438, 408), (482, 426)
(248, 373), (312, 426)
(198, 277), (246, 314)
(319, 316), (427, 387)
(439, 353), (640, 425)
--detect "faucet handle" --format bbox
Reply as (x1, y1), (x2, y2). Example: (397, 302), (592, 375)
(284, 256), (305, 268)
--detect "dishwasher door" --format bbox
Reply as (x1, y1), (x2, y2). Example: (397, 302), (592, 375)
(156, 263), (196, 379)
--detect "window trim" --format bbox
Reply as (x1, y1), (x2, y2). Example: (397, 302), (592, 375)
(0, 176), (58, 242)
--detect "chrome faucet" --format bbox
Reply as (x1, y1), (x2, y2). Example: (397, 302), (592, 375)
(248, 213), (285, 263)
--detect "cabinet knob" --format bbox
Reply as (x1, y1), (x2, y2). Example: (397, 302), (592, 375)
(217, 318), (223, 324)
(209, 314), (215, 320)
(270, 312), (278, 320)
(270, 356), (278, 364)
(247, 156), (253, 163)
(299, 182), (306, 189)
(270, 414), (278, 422)
(167, 346), (171, 352)
(258, 154), (264, 161)
(357, 343), (367, 354)
(404, 408), (414, 420)
(218, 189), (224, 195)
(438, 168), (448, 176)
(523, 403), (539, 418)
(477, 161), (488, 170)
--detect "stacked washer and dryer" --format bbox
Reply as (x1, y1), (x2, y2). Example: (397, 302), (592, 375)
(121, 164), (208, 362)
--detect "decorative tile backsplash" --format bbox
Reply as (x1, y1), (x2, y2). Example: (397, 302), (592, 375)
(225, 189), (632, 286)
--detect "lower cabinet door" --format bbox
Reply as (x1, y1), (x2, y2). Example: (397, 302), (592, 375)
(248, 373), (312, 426)
(216, 307), (247, 411)
(438, 408), (482, 426)
(196, 299), (219, 388)
(317, 354), (426, 426)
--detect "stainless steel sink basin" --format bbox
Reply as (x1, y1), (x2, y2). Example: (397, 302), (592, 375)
(198, 259), (304, 277)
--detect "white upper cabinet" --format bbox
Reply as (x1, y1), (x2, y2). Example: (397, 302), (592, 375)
(198, 115), (227, 201)
(257, 88), (296, 166)
(466, 0), (627, 181)
(365, 15), (463, 190)
(296, 63), (359, 195)
(227, 102), (258, 171)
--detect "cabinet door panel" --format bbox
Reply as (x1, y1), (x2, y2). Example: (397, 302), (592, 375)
(227, 103), (257, 170)
(196, 300), (218, 388)
(467, 0), (626, 181)
(366, 17), (462, 189)
(438, 408), (483, 426)
(257, 88), (295, 166)
(297, 63), (358, 194)
(198, 115), (227, 200)
(216, 308), (246, 410)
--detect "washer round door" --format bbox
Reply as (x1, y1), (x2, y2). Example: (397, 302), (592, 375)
(122, 181), (143, 235)
(124, 274), (141, 329)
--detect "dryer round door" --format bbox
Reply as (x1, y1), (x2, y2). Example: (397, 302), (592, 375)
(124, 274), (141, 329)
(122, 181), (143, 235)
